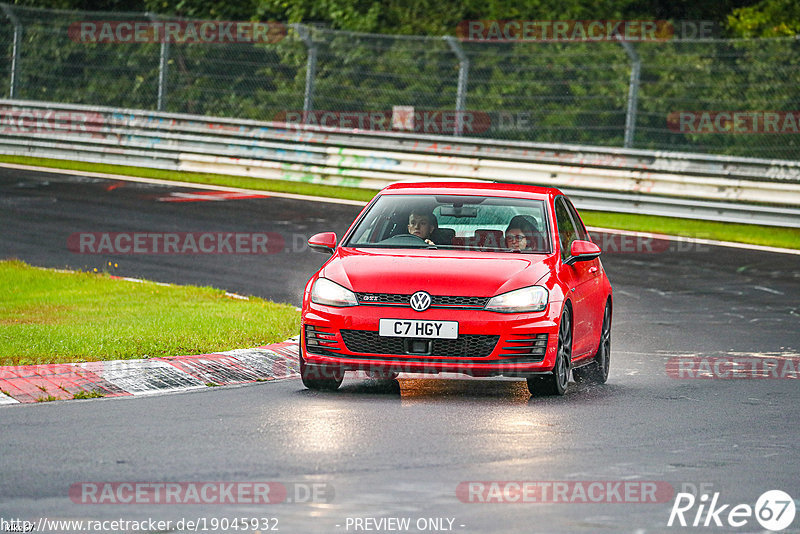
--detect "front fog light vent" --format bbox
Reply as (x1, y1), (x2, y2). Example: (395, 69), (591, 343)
(304, 325), (340, 354)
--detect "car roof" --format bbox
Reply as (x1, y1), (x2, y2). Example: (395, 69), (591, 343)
(380, 181), (562, 200)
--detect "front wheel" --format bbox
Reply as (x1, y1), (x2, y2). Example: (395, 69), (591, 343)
(528, 308), (571, 396)
(300, 353), (344, 391)
(573, 302), (611, 385)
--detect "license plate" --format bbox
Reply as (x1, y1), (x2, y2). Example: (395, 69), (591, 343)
(379, 319), (458, 339)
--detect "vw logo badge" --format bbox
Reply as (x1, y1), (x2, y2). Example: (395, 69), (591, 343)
(410, 291), (432, 312)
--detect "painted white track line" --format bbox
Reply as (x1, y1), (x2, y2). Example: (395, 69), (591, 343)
(0, 162), (366, 206)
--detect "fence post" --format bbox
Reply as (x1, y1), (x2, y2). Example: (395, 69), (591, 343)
(295, 24), (317, 122)
(444, 36), (469, 136)
(1, 4), (22, 99)
(147, 12), (169, 111)
(619, 40), (640, 148)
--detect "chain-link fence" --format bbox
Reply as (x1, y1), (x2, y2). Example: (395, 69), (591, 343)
(1, 3), (799, 159)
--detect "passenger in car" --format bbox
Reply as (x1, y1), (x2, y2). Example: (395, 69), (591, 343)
(505, 215), (537, 251)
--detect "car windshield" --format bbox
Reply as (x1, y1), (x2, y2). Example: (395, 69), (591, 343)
(343, 194), (551, 253)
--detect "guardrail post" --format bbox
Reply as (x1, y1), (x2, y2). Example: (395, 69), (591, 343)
(444, 36), (469, 136)
(295, 24), (317, 121)
(1, 4), (22, 99)
(619, 40), (641, 149)
(147, 12), (169, 111)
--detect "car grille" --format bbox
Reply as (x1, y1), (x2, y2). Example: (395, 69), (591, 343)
(498, 333), (548, 361)
(356, 293), (489, 309)
(340, 329), (499, 358)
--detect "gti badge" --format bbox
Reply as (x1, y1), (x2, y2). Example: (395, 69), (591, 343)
(410, 291), (432, 312)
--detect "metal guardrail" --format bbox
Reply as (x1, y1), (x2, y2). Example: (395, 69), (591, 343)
(1, 99), (799, 227)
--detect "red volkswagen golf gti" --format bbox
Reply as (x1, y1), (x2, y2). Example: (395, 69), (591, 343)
(300, 182), (612, 396)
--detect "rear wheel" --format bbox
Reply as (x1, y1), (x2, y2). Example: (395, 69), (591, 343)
(528, 309), (571, 396)
(300, 353), (344, 391)
(573, 302), (611, 385)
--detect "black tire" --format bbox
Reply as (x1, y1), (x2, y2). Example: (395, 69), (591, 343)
(300, 353), (344, 391)
(573, 302), (611, 385)
(528, 308), (571, 396)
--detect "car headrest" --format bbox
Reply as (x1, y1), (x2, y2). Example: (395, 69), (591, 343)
(473, 229), (504, 249)
(528, 230), (548, 251)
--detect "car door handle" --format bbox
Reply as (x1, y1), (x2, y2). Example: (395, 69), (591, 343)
(589, 266), (599, 274)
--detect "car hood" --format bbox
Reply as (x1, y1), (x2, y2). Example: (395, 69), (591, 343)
(321, 247), (555, 297)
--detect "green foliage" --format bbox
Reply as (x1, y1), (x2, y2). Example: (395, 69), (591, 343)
(256, 0), (382, 32)
(10, 0), (143, 11)
(8, 0), (779, 35)
(582, 211), (800, 250)
(143, 0), (260, 20)
(1, 2), (797, 158)
(727, 0), (800, 37)
(73, 389), (105, 399)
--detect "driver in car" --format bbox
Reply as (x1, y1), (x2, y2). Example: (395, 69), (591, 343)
(408, 209), (437, 245)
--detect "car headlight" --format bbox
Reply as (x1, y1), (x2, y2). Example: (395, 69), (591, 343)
(311, 278), (358, 307)
(485, 286), (548, 313)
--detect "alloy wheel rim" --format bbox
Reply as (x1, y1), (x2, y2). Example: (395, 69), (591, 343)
(557, 314), (571, 388)
(600, 306), (611, 379)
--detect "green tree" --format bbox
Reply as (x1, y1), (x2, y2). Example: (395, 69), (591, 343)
(727, 0), (800, 37)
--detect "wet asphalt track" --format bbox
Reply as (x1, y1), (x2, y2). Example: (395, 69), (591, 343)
(1, 166), (799, 533)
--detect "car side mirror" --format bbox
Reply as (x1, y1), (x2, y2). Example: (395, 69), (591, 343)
(566, 240), (601, 265)
(308, 232), (337, 254)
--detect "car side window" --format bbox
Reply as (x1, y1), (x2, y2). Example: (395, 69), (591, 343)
(564, 198), (590, 241)
(555, 197), (578, 262)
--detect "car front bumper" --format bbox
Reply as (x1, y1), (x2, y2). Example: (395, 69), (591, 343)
(301, 302), (562, 378)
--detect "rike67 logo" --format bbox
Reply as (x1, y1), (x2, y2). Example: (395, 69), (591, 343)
(668, 490), (796, 530)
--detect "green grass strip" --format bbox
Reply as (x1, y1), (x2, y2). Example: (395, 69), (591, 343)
(581, 212), (800, 250)
(1, 154), (797, 250)
(0, 259), (301, 366)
